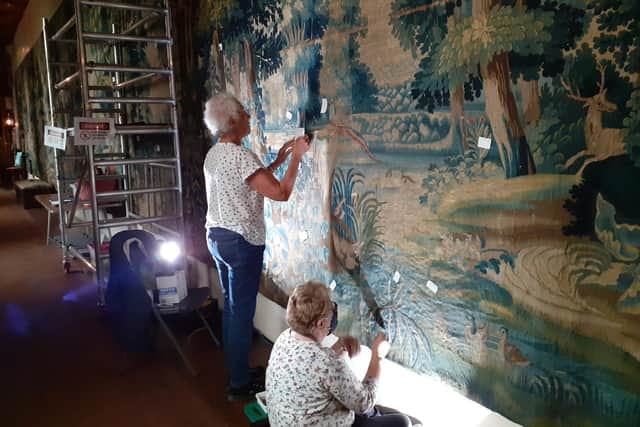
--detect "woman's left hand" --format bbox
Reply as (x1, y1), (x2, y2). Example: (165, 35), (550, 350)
(269, 140), (295, 172)
(333, 336), (361, 358)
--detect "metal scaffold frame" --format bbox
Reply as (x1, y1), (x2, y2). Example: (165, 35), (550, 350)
(42, 0), (185, 305)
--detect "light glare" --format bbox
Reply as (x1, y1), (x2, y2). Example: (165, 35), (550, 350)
(159, 241), (180, 263)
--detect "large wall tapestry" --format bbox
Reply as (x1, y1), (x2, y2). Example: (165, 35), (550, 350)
(195, 0), (640, 426)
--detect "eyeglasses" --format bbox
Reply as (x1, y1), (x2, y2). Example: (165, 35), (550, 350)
(330, 301), (337, 318)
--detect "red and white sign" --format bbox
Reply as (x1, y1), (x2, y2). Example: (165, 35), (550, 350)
(73, 117), (115, 146)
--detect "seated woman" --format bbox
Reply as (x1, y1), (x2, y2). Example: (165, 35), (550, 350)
(266, 281), (411, 427)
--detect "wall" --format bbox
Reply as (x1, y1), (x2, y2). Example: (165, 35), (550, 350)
(194, 1), (640, 426)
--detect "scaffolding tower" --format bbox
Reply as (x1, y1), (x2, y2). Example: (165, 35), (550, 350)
(42, 0), (185, 304)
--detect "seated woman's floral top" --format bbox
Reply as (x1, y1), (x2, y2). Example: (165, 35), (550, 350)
(266, 329), (378, 427)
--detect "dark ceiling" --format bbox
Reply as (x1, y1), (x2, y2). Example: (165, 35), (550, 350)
(0, 0), (29, 46)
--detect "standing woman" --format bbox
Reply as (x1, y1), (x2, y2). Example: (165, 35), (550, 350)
(203, 92), (310, 401)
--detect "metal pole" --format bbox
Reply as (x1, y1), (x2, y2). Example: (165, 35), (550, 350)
(75, 0), (104, 304)
(164, 0), (186, 263)
(112, 23), (131, 220)
(43, 18), (70, 267)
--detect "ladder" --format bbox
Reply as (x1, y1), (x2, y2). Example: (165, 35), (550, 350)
(42, 0), (185, 304)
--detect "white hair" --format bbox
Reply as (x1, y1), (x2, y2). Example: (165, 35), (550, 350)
(203, 92), (244, 136)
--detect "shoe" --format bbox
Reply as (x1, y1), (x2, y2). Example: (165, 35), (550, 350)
(249, 366), (266, 380)
(227, 378), (265, 402)
(225, 366), (266, 393)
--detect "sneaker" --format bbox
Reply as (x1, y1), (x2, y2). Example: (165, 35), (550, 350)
(227, 379), (265, 402)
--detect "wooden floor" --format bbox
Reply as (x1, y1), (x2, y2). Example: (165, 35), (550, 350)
(0, 188), (268, 427)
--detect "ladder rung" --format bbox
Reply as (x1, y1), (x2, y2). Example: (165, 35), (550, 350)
(88, 97), (175, 105)
(54, 110), (83, 115)
(95, 174), (126, 180)
(67, 221), (93, 228)
(129, 213), (180, 237)
(94, 152), (127, 159)
(88, 85), (113, 91)
(89, 108), (124, 114)
(96, 186), (179, 198)
(98, 215), (180, 229)
(82, 32), (172, 44)
(54, 71), (80, 90)
(115, 124), (175, 134)
(94, 157), (177, 167)
(86, 64), (172, 75)
(51, 16), (76, 41)
(51, 62), (79, 67)
(80, 1), (168, 14)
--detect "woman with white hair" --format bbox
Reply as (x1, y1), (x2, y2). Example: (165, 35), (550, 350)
(203, 92), (310, 401)
(266, 282), (412, 427)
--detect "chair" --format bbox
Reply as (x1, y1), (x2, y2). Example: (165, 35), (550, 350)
(106, 229), (219, 375)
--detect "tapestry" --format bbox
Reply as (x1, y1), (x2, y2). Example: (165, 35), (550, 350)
(194, 1), (640, 426)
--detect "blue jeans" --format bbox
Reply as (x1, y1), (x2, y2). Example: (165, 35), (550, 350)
(207, 227), (265, 388)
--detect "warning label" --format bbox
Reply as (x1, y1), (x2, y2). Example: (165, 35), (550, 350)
(73, 117), (115, 146)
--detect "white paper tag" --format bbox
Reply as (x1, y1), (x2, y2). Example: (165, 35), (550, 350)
(329, 280), (337, 291)
(426, 280), (438, 294)
(393, 271), (401, 283)
(320, 98), (328, 114)
(44, 125), (67, 150)
(285, 110), (293, 120)
(478, 136), (492, 150)
(298, 230), (308, 242)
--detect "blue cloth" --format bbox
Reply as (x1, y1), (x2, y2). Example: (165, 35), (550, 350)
(207, 227), (265, 388)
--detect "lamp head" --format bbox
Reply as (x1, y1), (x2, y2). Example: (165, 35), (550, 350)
(158, 241), (181, 264)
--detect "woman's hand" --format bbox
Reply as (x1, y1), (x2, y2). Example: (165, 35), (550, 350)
(292, 135), (311, 159)
(371, 333), (389, 359)
(268, 140), (295, 172)
(332, 336), (361, 358)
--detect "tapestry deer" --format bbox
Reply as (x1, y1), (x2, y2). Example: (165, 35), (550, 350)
(560, 64), (626, 176)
